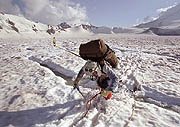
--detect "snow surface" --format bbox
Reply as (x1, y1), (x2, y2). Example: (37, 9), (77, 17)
(0, 33), (180, 127)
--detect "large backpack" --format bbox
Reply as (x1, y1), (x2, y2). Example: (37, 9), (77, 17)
(79, 39), (118, 68)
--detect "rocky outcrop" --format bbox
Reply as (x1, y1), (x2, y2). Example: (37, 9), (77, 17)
(57, 22), (71, 29)
(47, 25), (55, 35)
(6, 19), (19, 33)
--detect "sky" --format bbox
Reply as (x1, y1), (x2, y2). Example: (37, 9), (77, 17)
(0, 0), (179, 27)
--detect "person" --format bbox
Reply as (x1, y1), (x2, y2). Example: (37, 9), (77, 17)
(53, 37), (56, 47)
(73, 60), (119, 100)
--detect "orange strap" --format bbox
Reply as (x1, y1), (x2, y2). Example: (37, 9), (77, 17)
(83, 92), (100, 117)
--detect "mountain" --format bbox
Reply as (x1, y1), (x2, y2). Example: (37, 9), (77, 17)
(141, 27), (180, 36)
(2, 7), (180, 38)
(79, 24), (143, 34)
(0, 13), (48, 34)
(136, 3), (180, 36)
(57, 23), (143, 35)
(0, 13), (144, 38)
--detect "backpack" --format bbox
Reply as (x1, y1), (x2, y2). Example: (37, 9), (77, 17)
(79, 39), (118, 68)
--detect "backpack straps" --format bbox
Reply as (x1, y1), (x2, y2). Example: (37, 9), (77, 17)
(101, 44), (110, 60)
(97, 61), (106, 74)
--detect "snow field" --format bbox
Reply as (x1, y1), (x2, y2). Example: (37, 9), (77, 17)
(0, 34), (180, 127)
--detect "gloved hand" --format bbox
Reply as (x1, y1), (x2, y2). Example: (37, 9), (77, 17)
(100, 89), (112, 100)
(73, 78), (79, 88)
(73, 83), (78, 89)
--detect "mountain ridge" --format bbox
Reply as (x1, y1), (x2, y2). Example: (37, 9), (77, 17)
(1, 3), (180, 38)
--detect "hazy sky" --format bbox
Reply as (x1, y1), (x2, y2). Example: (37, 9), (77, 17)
(75, 0), (180, 27)
(0, 0), (179, 27)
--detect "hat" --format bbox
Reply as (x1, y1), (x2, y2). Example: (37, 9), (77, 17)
(83, 61), (97, 75)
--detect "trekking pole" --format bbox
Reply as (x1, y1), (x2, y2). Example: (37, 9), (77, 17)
(56, 45), (81, 57)
(62, 47), (81, 58)
(76, 86), (85, 98)
(73, 86), (85, 98)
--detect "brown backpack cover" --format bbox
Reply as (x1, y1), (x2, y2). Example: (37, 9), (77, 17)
(79, 39), (118, 68)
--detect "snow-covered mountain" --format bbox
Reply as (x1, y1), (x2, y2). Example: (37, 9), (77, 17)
(136, 3), (180, 36)
(0, 13), (93, 38)
(0, 13), (144, 38)
(0, 13), (48, 35)
(1, 6), (180, 38)
(79, 24), (143, 34)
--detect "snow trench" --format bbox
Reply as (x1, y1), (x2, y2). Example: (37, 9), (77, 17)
(28, 56), (75, 86)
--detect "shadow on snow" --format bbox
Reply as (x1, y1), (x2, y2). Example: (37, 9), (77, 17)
(0, 99), (83, 127)
(142, 86), (180, 113)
